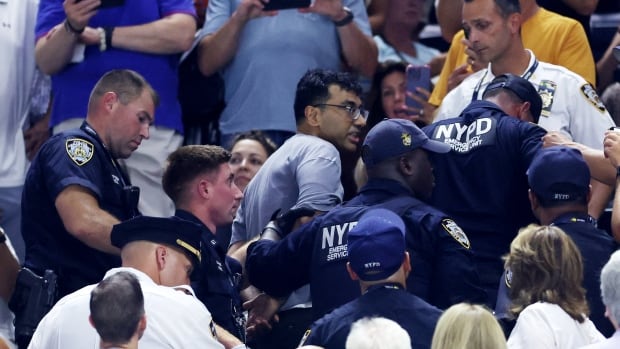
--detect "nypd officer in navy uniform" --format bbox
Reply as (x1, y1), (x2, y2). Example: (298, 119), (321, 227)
(495, 146), (617, 336)
(246, 118), (485, 321)
(162, 145), (247, 347)
(299, 208), (442, 349)
(14, 70), (156, 348)
(423, 74), (547, 307)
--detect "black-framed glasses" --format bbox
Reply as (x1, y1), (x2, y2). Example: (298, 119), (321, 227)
(313, 103), (369, 121)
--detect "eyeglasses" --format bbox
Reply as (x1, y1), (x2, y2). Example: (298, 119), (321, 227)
(313, 103), (369, 121)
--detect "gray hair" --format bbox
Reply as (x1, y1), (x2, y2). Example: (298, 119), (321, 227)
(345, 317), (411, 349)
(601, 250), (620, 324)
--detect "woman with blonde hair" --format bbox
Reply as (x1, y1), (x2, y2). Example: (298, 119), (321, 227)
(431, 303), (506, 349)
(505, 224), (604, 348)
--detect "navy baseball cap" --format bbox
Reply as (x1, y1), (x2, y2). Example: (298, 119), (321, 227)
(362, 118), (450, 167)
(347, 208), (406, 281)
(527, 146), (590, 203)
(482, 73), (543, 120)
(111, 216), (202, 267)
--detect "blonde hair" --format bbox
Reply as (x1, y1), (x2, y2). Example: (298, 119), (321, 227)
(431, 303), (506, 349)
(504, 224), (588, 322)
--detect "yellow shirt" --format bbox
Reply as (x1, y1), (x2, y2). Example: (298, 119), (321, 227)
(429, 7), (596, 107)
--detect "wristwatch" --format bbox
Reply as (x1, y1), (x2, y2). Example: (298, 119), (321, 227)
(333, 7), (354, 27)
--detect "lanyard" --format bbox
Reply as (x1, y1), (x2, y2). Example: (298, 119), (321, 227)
(471, 59), (539, 101)
(80, 122), (129, 187)
(364, 282), (404, 294)
(551, 212), (597, 226)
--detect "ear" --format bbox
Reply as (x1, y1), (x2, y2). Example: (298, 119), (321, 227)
(101, 91), (118, 112)
(518, 101), (532, 122)
(528, 189), (539, 212)
(155, 246), (167, 272)
(507, 12), (521, 34)
(402, 251), (411, 274)
(198, 178), (211, 200)
(137, 315), (147, 338)
(88, 315), (95, 329)
(304, 105), (321, 127)
(346, 262), (360, 281)
(398, 155), (414, 176)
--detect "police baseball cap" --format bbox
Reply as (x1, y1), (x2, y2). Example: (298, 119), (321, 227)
(482, 73), (543, 120)
(111, 216), (202, 267)
(362, 118), (450, 167)
(347, 208), (406, 281)
(527, 146), (590, 204)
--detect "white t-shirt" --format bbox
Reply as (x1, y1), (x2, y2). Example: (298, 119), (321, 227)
(0, 0), (38, 187)
(507, 302), (605, 349)
(435, 50), (615, 150)
(28, 268), (224, 349)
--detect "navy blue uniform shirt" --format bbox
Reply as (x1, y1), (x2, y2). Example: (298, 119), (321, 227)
(22, 122), (134, 298)
(246, 178), (485, 319)
(423, 101), (545, 305)
(495, 212), (617, 337)
(176, 210), (246, 341)
(301, 283), (441, 349)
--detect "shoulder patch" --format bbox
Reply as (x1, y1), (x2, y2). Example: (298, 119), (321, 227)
(580, 83), (607, 113)
(537, 80), (557, 118)
(299, 329), (311, 346)
(65, 138), (94, 166)
(441, 219), (470, 249)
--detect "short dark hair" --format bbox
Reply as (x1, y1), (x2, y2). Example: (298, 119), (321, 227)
(89, 69), (159, 110)
(90, 271), (144, 345)
(162, 145), (231, 204)
(230, 130), (278, 156)
(463, 0), (520, 17)
(293, 69), (363, 124)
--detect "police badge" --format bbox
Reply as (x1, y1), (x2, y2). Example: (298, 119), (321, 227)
(401, 132), (412, 146)
(441, 219), (471, 249)
(65, 138), (94, 166)
(537, 80), (557, 118)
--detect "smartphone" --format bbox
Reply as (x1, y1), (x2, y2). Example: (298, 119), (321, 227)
(76, 0), (125, 8)
(405, 64), (431, 110)
(262, 0), (310, 11)
(613, 45), (620, 62)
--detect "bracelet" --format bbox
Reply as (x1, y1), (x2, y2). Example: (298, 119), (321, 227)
(104, 27), (115, 49)
(97, 27), (106, 51)
(64, 19), (85, 35)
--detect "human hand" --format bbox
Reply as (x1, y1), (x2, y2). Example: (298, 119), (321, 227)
(63, 0), (100, 31)
(461, 37), (486, 72)
(299, 0), (344, 21)
(234, 0), (278, 22)
(447, 63), (472, 94)
(243, 293), (281, 340)
(24, 117), (50, 161)
(268, 207), (316, 237)
(400, 87), (433, 125)
(604, 130), (620, 168)
(542, 131), (573, 148)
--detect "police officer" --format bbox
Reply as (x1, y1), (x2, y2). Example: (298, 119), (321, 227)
(495, 146), (617, 337)
(20, 69), (155, 295)
(423, 74), (547, 307)
(299, 209), (442, 349)
(162, 145), (246, 346)
(17, 70), (155, 312)
(246, 118), (485, 320)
